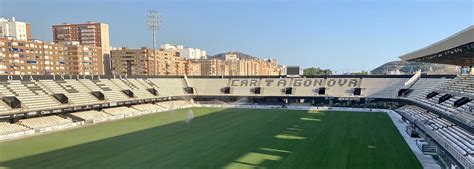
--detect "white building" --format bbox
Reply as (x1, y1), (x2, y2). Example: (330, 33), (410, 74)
(224, 52), (238, 61)
(160, 43), (184, 51)
(0, 17), (30, 41)
(160, 43), (207, 59)
(180, 48), (207, 59)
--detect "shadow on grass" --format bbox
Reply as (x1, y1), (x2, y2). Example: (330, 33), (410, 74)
(223, 111), (325, 169)
(0, 108), (323, 169)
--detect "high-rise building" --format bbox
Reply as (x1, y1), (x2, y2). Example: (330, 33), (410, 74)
(0, 37), (102, 75)
(0, 17), (31, 41)
(52, 22), (109, 53)
(63, 42), (103, 75)
(52, 22), (110, 74)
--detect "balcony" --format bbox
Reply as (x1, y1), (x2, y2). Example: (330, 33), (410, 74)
(81, 33), (96, 37)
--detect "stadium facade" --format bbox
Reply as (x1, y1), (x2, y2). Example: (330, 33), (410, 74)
(0, 27), (473, 168)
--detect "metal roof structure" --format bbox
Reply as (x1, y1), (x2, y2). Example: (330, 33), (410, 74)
(399, 26), (474, 66)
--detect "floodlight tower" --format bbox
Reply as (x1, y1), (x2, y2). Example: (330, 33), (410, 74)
(147, 10), (161, 76)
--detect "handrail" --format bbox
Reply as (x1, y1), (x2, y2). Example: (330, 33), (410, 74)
(405, 70), (422, 87)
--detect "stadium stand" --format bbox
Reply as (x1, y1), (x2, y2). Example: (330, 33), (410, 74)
(0, 99), (195, 141)
(0, 102), (9, 112)
(396, 105), (474, 167)
(291, 79), (320, 96)
(0, 75), (471, 168)
(17, 115), (79, 133)
(18, 115), (70, 129)
(0, 121), (31, 135)
(131, 103), (165, 113)
(102, 106), (141, 117)
(188, 78), (229, 96)
(0, 121), (35, 140)
(110, 79), (156, 100)
(155, 100), (192, 110)
(361, 78), (408, 98)
(71, 110), (112, 123)
(437, 75), (474, 97)
(0, 80), (62, 110)
(227, 78), (261, 96)
(324, 78), (361, 97)
(149, 78), (187, 96)
(39, 79), (93, 106)
(406, 78), (451, 100)
(64, 79), (106, 105)
(90, 79), (132, 102)
(404, 76), (474, 127)
(188, 77), (413, 98)
(135, 78), (158, 90)
(396, 26), (474, 169)
(258, 78), (288, 96)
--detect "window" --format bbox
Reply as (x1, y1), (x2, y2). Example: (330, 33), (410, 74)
(26, 60), (37, 64)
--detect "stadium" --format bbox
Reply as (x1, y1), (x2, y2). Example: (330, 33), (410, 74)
(0, 26), (473, 169)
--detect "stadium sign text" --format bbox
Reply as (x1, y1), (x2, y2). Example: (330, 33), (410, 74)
(230, 78), (361, 87)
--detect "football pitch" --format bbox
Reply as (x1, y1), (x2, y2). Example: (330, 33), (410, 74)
(0, 107), (422, 169)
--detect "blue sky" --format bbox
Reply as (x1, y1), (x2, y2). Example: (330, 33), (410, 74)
(1, 0), (472, 73)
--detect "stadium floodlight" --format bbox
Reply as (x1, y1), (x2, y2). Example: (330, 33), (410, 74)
(147, 10), (161, 76)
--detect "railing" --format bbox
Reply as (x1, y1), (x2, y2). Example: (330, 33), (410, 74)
(405, 70), (422, 87)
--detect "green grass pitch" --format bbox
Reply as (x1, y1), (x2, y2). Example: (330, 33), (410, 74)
(0, 108), (422, 169)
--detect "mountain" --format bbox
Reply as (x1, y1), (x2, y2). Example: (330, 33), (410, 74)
(371, 61), (458, 75)
(210, 51), (260, 60)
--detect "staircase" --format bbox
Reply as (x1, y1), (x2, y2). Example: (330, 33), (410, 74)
(421, 144), (437, 155)
(57, 113), (83, 123)
(417, 139), (437, 155)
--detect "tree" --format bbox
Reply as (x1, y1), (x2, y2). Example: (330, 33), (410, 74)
(350, 70), (369, 75)
(303, 67), (333, 76)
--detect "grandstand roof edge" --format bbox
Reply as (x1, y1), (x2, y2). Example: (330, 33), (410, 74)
(399, 25), (474, 62)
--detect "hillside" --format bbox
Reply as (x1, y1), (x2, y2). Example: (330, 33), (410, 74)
(371, 61), (458, 75)
(210, 51), (260, 60)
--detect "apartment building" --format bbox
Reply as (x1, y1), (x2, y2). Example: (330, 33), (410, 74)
(63, 42), (103, 75)
(110, 47), (186, 76)
(156, 49), (186, 76)
(0, 17), (31, 41)
(52, 22), (109, 53)
(110, 47), (153, 75)
(200, 58), (228, 76)
(185, 60), (202, 76)
(200, 57), (282, 76)
(110, 47), (282, 76)
(0, 37), (102, 75)
(52, 22), (109, 74)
